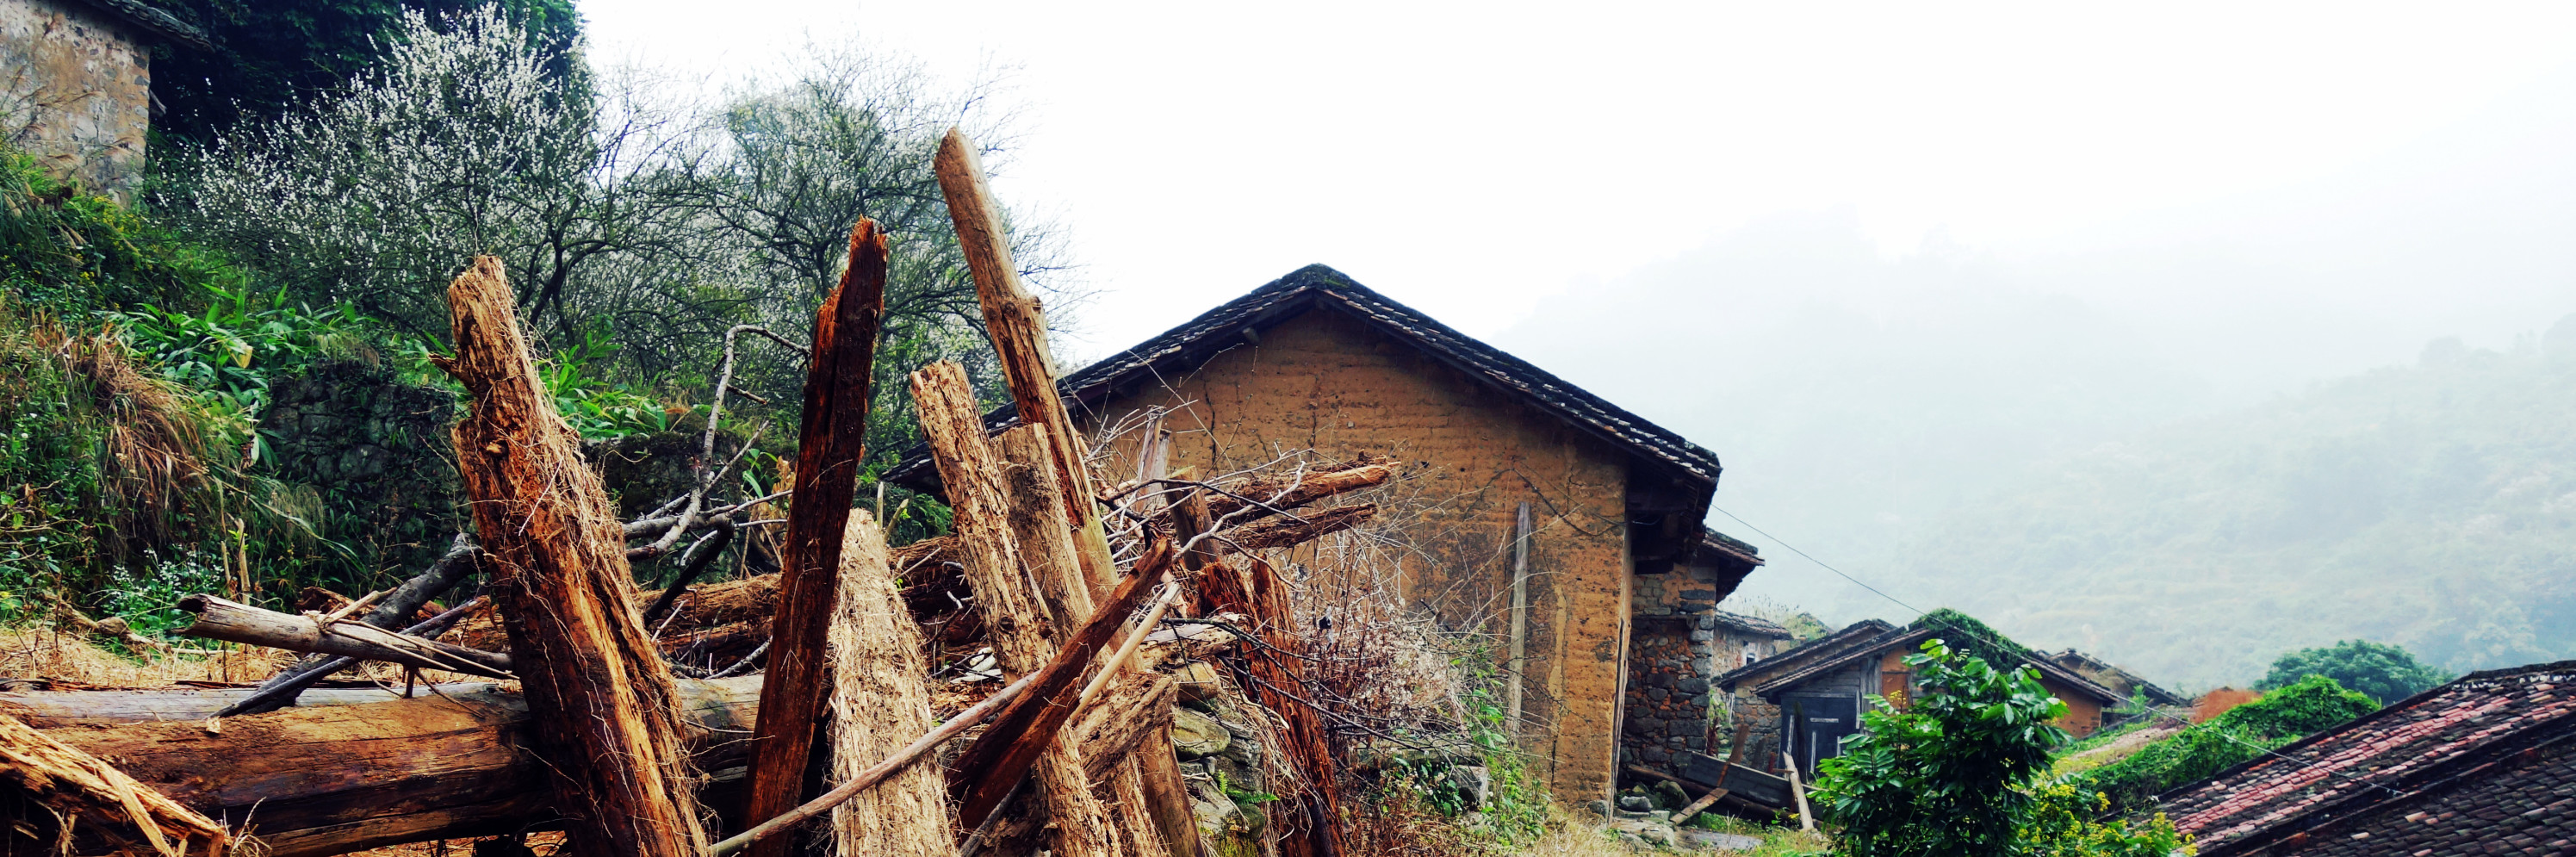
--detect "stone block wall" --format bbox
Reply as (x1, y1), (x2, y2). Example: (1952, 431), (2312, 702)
(1, 0), (150, 196)
(259, 361), (464, 581)
(1621, 618), (1716, 769)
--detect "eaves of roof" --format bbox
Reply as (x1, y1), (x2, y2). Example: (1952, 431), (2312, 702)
(1751, 626), (2126, 705)
(71, 0), (213, 52)
(885, 264), (1724, 498)
(1714, 618), (1896, 690)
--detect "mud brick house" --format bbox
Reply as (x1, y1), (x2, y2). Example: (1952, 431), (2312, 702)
(1, 0), (209, 196)
(1715, 618), (2125, 774)
(2157, 659), (2576, 857)
(890, 264), (1760, 803)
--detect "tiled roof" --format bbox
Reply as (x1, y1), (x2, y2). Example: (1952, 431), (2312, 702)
(1707, 610), (1792, 639)
(1745, 624), (2126, 705)
(885, 264), (1723, 496)
(71, 0), (214, 51)
(2159, 659), (2576, 856)
(1699, 529), (1764, 568)
(1713, 618), (1896, 690)
(2048, 648), (2190, 708)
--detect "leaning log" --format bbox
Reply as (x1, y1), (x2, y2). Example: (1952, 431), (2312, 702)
(435, 255), (708, 857)
(911, 360), (1114, 857)
(745, 219), (890, 857)
(994, 427), (1176, 857)
(177, 594), (512, 679)
(36, 679), (759, 857)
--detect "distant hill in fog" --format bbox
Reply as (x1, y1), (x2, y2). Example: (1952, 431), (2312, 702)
(1894, 321), (2576, 689)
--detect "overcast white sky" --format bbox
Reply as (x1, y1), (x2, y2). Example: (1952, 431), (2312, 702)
(584, 1), (2576, 354)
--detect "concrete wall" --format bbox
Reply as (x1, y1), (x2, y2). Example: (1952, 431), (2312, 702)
(0, 0), (150, 196)
(1077, 307), (1636, 803)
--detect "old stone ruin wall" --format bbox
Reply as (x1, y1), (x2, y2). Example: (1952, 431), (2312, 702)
(1, 0), (152, 196)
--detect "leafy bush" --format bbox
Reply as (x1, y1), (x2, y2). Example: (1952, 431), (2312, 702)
(2256, 639), (2449, 705)
(1812, 639), (2070, 856)
(2019, 783), (2194, 857)
(2070, 674), (2378, 813)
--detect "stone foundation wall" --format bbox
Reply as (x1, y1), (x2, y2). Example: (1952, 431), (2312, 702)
(259, 361), (464, 580)
(1, 0), (150, 196)
(1620, 619), (1714, 769)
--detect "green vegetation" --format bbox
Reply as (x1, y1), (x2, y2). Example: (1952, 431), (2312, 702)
(2066, 674), (2378, 814)
(1811, 639), (2194, 856)
(2256, 639), (2450, 705)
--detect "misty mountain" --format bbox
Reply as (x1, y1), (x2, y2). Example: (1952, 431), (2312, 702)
(1894, 326), (2576, 689)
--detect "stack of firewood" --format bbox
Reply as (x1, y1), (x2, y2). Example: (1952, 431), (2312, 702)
(0, 130), (1391, 857)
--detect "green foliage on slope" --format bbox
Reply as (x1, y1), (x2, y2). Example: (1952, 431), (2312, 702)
(1891, 329), (2576, 687)
(2067, 674), (2379, 814)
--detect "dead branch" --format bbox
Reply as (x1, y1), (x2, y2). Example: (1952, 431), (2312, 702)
(177, 594), (512, 679)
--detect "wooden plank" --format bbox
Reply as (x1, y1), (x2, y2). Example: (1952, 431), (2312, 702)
(434, 255), (707, 857)
(742, 219), (891, 857)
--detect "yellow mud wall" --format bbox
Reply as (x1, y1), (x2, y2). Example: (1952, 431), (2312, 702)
(1078, 307), (1636, 803)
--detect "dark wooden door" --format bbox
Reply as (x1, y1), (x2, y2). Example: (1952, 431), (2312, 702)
(1784, 693), (1859, 776)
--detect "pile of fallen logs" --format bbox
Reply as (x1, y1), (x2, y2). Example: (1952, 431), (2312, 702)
(1, 129), (1400, 857)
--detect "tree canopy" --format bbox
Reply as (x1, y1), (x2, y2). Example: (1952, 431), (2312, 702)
(2256, 639), (2450, 705)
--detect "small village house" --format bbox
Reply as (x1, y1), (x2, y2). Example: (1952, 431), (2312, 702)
(1714, 617), (2128, 775)
(1, 0), (208, 196)
(2157, 658), (2576, 856)
(2046, 647), (2192, 723)
(891, 264), (1764, 803)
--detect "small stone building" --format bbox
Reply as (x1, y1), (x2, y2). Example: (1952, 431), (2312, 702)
(1716, 619), (2125, 775)
(2157, 659), (2575, 856)
(891, 264), (1759, 803)
(1, 0), (208, 196)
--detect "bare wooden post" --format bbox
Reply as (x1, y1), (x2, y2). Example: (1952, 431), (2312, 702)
(1783, 750), (1814, 831)
(824, 511), (956, 857)
(1508, 501), (1532, 729)
(435, 256), (707, 857)
(910, 361), (1114, 857)
(742, 220), (891, 857)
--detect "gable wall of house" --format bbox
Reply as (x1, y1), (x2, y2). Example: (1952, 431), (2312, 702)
(1, 0), (151, 196)
(1076, 306), (1637, 803)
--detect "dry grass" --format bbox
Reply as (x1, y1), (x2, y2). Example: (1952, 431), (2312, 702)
(0, 624), (288, 686)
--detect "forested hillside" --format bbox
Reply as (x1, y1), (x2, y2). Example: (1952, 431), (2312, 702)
(1895, 323), (2576, 688)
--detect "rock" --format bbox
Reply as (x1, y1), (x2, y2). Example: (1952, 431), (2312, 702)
(1172, 707), (1232, 759)
(1606, 818), (1678, 848)
(1649, 779), (1689, 810)
(1679, 829), (1764, 851)
(1172, 661), (1226, 705)
(1586, 799), (1612, 817)
(1617, 794), (1653, 812)
(1448, 765), (1492, 809)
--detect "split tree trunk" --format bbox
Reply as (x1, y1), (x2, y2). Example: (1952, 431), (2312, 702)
(910, 360), (1114, 857)
(743, 219), (891, 857)
(434, 255), (709, 857)
(2, 711), (228, 857)
(823, 511), (956, 857)
(996, 427), (1189, 857)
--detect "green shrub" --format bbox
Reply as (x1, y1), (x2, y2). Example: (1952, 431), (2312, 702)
(2256, 640), (2449, 705)
(1812, 639), (2070, 856)
(2070, 674), (2377, 813)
